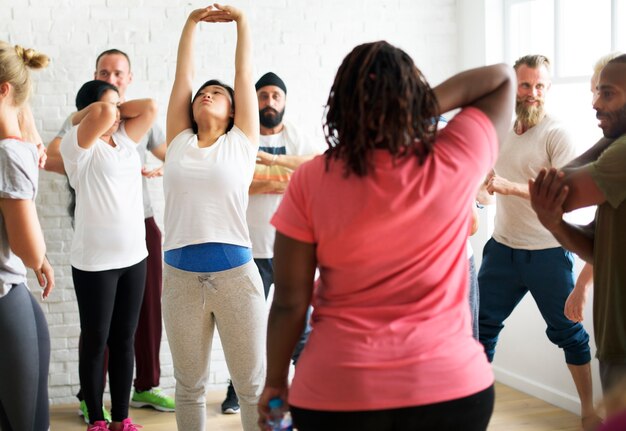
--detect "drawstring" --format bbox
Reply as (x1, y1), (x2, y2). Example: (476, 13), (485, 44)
(197, 275), (215, 309)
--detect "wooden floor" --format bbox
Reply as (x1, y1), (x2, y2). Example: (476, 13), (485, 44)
(50, 382), (582, 430)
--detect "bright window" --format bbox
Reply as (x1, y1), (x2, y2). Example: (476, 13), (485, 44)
(502, 0), (623, 223)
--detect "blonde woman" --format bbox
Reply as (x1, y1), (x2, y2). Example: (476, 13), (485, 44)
(162, 4), (264, 431)
(0, 41), (54, 431)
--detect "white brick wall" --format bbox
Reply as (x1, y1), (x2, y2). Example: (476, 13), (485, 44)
(3, 0), (458, 404)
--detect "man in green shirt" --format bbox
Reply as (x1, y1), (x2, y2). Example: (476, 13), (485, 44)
(530, 54), (626, 394)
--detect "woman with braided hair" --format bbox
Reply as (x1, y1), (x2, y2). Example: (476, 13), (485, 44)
(259, 41), (515, 431)
(0, 41), (54, 431)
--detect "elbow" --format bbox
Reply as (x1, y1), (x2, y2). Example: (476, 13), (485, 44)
(145, 98), (158, 119)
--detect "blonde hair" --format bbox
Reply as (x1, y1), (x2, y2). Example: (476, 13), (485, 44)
(594, 52), (623, 75)
(0, 41), (49, 106)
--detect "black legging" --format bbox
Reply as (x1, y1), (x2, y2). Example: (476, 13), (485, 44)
(73, 259), (146, 423)
(0, 283), (50, 431)
(291, 385), (495, 431)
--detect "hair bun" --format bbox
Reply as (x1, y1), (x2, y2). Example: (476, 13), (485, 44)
(14, 45), (49, 70)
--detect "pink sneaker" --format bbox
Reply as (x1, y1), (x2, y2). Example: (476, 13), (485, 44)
(115, 418), (142, 431)
(86, 421), (108, 431)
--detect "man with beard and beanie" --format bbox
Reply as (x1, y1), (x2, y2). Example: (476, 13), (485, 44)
(220, 72), (323, 415)
(476, 54), (598, 430)
(530, 54), (626, 397)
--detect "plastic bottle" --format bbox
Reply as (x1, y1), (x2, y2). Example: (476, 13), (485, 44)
(267, 397), (293, 431)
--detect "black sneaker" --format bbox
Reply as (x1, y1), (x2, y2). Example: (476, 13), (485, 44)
(221, 380), (240, 414)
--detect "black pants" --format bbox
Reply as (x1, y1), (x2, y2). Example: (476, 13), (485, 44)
(73, 259), (146, 423)
(0, 283), (50, 431)
(291, 385), (495, 431)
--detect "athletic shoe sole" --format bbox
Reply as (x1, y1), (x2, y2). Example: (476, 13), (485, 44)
(129, 400), (175, 412)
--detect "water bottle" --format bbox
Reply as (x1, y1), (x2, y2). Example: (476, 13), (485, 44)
(267, 397), (293, 431)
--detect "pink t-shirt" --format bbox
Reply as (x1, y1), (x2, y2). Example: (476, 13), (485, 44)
(272, 107), (497, 411)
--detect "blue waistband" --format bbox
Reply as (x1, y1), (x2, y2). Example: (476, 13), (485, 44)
(164, 243), (252, 272)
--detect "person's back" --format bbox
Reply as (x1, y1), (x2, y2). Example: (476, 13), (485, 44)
(260, 40), (515, 431)
(276, 107), (497, 410)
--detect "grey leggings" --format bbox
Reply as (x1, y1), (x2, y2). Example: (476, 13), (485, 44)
(0, 283), (50, 431)
(163, 261), (266, 431)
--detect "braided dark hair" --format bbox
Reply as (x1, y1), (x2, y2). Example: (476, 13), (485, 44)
(323, 41), (439, 177)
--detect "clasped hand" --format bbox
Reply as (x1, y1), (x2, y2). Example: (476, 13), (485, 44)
(529, 168), (569, 232)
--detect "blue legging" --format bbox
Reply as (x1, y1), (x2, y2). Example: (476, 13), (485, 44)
(0, 283), (50, 431)
(73, 259), (146, 423)
(478, 238), (591, 365)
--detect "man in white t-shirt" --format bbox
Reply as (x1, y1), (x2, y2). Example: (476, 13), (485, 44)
(45, 49), (174, 422)
(477, 54), (597, 429)
(220, 72), (323, 414)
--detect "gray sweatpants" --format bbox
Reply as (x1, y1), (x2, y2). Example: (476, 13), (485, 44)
(163, 261), (267, 431)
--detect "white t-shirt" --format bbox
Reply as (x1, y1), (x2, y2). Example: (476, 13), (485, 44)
(57, 113), (164, 218)
(61, 124), (147, 271)
(163, 126), (258, 251)
(493, 114), (576, 249)
(246, 123), (323, 258)
(0, 138), (38, 297)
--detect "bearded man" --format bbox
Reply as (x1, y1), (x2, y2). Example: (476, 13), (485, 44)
(220, 72), (323, 415)
(476, 55), (597, 429)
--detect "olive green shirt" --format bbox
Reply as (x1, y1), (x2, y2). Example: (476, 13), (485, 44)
(588, 134), (626, 362)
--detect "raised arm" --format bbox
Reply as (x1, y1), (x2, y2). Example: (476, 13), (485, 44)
(75, 102), (119, 150)
(166, 7), (210, 144)
(119, 98), (157, 143)
(226, 5), (259, 145)
(18, 104), (46, 168)
(434, 63), (516, 144)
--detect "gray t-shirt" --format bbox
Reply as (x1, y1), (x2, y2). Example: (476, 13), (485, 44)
(0, 138), (39, 297)
(57, 113), (165, 218)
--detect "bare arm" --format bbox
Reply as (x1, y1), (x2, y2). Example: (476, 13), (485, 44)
(228, 6), (258, 145)
(150, 142), (167, 161)
(44, 137), (66, 174)
(75, 102), (118, 150)
(486, 174), (530, 199)
(166, 8), (206, 145)
(18, 104), (46, 168)
(258, 232), (316, 424)
(565, 262), (593, 322)
(433, 63), (516, 144)
(529, 169), (597, 262)
(0, 199), (45, 270)
(119, 99), (158, 143)
(248, 179), (288, 195)
(256, 150), (314, 170)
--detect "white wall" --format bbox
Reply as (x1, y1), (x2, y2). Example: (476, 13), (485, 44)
(458, 0), (602, 415)
(3, 0), (459, 404)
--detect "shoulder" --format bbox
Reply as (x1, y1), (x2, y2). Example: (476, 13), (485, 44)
(226, 125), (257, 149)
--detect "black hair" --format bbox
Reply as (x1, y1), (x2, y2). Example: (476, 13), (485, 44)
(75, 80), (119, 110)
(191, 79), (235, 133)
(324, 41), (439, 177)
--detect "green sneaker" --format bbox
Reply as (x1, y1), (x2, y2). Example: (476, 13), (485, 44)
(78, 400), (112, 424)
(130, 387), (175, 412)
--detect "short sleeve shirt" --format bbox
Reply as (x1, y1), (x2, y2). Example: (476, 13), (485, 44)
(272, 108), (497, 410)
(588, 135), (626, 362)
(0, 138), (38, 296)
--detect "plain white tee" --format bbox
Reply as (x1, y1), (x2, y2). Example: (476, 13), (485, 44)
(163, 126), (258, 251)
(61, 124), (147, 271)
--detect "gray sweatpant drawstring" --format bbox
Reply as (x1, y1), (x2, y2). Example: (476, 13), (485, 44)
(198, 275), (216, 309)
